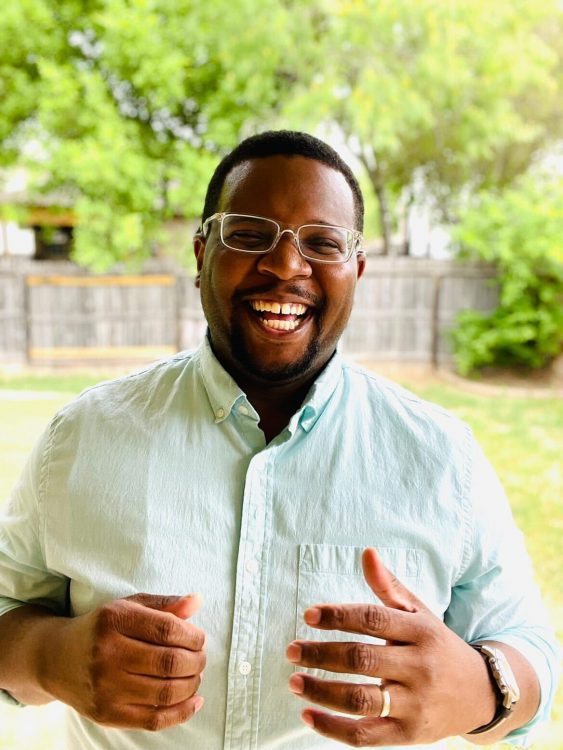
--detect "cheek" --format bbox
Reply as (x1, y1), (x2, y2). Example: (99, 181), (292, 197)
(322, 272), (358, 320)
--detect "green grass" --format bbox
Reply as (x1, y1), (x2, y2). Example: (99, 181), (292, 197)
(0, 372), (561, 748)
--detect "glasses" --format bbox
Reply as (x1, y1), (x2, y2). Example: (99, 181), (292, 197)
(202, 212), (363, 264)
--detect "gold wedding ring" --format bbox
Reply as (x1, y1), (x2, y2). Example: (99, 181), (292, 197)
(379, 686), (391, 718)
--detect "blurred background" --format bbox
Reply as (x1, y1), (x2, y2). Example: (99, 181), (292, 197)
(0, 0), (561, 748)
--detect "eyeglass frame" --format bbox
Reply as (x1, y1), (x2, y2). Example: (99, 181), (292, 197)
(200, 212), (363, 264)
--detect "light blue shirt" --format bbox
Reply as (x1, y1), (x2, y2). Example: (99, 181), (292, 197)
(0, 338), (558, 749)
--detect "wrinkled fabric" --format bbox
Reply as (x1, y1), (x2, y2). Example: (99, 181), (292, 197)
(0, 338), (558, 749)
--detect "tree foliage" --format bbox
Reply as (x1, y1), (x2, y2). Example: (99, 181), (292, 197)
(1, 1), (562, 266)
(281, 0), (563, 253)
(0, 0), (299, 269)
(450, 173), (563, 374)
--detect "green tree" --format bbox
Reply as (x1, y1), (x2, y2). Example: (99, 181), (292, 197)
(451, 173), (563, 374)
(281, 0), (563, 254)
(0, 0), (299, 269)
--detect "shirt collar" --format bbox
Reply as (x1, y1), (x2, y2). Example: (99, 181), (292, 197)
(197, 334), (343, 431)
(198, 336), (249, 423)
(292, 349), (343, 433)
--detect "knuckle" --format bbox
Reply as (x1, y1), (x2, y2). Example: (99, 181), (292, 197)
(347, 685), (375, 715)
(159, 648), (181, 676)
(363, 605), (389, 634)
(302, 642), (322, 665)
(347, 643), (378, 674)
(144, 709), (168, 732)
(157, 680), (176, 706)
(157, 616), (179, 645)
(347, 722), (372, 747)
(88, 695), (109, 725)
(326, 606), (346, 628)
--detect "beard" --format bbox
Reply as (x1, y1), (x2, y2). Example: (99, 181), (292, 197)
(229, 316), (322, 383)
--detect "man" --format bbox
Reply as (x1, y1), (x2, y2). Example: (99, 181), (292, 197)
(0, 131), (558, 749)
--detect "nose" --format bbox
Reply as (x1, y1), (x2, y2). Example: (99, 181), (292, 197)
(256, 230), (312, 280)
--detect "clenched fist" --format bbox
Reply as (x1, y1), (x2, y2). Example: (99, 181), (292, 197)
(39, 592), (206, 731)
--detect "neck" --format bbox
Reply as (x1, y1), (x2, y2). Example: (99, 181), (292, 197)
(206, 336), (334, 442)
(243, 377), (315, 443)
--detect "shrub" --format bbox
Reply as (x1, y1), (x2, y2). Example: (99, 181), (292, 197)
(451, 175), (563, 375)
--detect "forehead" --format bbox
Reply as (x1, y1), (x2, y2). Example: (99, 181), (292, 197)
(219, 155), (356, 228)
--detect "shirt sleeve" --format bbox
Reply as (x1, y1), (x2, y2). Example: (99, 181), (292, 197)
(444, 436), (560, 747)
(0, 417), (69, 706)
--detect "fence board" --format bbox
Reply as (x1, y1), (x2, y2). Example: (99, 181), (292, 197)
(0, 256), (498, 366)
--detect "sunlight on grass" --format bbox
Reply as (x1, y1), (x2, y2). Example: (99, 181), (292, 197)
(0, 371), (561, 749)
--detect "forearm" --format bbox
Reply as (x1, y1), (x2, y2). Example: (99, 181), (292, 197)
(464, 640), (540, 745)
(0, 604), (67, 705)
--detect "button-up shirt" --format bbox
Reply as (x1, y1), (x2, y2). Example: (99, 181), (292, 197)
(0, 338), (558, 749)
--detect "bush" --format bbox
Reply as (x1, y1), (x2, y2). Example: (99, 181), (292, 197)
(451, 175), (563, 375)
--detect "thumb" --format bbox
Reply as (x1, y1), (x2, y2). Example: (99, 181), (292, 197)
(126, 593), (203, 619)
(163, 593), (202, 620)
(362, 548), (425, 613)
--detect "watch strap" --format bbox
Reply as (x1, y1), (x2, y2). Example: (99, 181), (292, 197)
(467, 645), (514, 735)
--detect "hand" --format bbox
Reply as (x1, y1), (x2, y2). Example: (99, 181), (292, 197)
(286, 548), (497, 747)
(39, 593), (206, 731)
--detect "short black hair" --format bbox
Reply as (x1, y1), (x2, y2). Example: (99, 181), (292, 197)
(201, 130), (364, 231)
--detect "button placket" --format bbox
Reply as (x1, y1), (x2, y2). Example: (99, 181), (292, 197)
(224, 452), (271, 750)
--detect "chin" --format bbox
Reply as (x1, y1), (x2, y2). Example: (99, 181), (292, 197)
(231, 329), (321, 384)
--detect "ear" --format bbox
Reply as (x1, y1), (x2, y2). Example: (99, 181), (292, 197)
(193, 233), (206, 288)
(356, 250), (366, 280)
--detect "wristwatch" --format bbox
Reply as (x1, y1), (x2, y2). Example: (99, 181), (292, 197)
(467, 644), (520, 734)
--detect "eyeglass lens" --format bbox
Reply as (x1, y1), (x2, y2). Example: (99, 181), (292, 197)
(221, 215), (353, 262)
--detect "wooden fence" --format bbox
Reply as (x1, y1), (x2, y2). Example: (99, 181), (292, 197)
(0, 256), (498, 367)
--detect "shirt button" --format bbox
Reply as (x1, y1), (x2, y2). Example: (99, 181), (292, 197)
(215, 407), (225, 419)
(238, 405), (249, 416)
(245, 559), (259, 574)
(239, 661), (252, 676)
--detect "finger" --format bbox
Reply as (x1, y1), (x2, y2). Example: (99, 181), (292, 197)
(101, 600), (205, 650)
(103, 695), (204, 731)
(287, 640), (409, 680)
(289, 673), (403, 718)
(303, 602), (427, 643)
(122, 639), (207, 678)
(362, 548), (427, 614)
(301, 709), (404, 747)
(162, 594), (202, 620)
(126, 593), (201, 617)
(109, 673), (202, 707)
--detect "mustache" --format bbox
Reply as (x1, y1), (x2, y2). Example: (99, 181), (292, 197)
(234, 283), (323, 309)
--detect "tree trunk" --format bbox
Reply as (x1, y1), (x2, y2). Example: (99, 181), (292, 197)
(373, 181), (392, 255)
(357, 147), (392, 255)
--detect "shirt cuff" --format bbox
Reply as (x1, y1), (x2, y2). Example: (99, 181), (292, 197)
(485, 632), (560, 747)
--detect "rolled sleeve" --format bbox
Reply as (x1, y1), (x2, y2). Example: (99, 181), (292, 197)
(0, 420), (68, 623)
(445, 437), (560, 746)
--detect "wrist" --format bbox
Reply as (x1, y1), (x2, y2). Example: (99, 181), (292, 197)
(466, 644), (521, 736)
(465, 643), (499, 732)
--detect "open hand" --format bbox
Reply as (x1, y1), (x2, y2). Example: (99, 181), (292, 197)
(286, 549), (496, 746)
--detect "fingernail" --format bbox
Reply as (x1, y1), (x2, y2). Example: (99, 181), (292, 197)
(193, 696), (204, 713)
(288, 674), (304, 694)
(286, 642), (302, 663)
(304, 607), (321, 625)
(302, 711), (315, 728)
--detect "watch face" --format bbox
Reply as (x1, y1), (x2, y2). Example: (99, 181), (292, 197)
(480, 646), (521, 707)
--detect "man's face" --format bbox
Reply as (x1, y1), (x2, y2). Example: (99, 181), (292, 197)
(194, 155), (365, 388)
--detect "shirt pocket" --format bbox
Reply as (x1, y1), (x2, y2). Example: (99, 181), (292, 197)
(295, 544), (420, 681)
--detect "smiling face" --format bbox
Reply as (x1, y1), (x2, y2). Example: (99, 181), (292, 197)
(194, 155), (365, 391)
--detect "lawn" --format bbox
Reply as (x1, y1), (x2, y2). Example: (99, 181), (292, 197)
(0, 369), (561, 749)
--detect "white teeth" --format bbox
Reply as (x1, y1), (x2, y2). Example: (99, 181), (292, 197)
(250, 300), (307, 315)
(261, 318), (299, 331)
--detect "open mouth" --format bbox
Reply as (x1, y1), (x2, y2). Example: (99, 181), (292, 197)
(248, 299), (310, 332)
